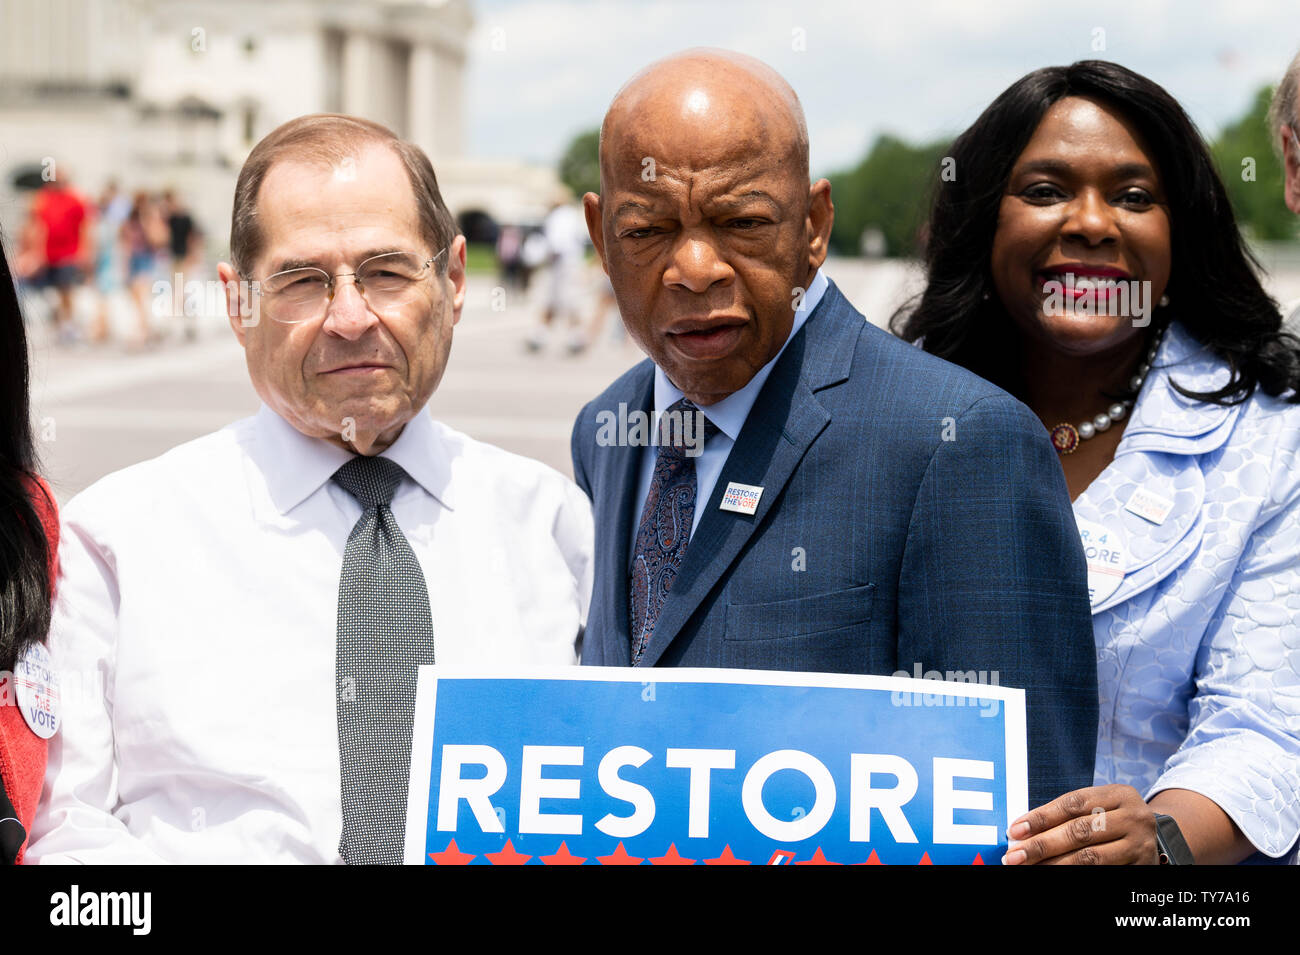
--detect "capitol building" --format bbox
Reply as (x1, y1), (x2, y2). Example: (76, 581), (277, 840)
(0, 0), (562, 246)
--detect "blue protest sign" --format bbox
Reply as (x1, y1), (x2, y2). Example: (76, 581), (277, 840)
(404, 667), (1026, 865)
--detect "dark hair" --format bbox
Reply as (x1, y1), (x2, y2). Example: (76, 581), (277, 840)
(0, 232), (53, 673)
(892, 60), (1300, 406)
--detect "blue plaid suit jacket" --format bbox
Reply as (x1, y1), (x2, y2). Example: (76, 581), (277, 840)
(571, 279), (1098, 808)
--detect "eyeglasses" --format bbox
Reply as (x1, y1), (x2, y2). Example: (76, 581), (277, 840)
(246, 248), (447, 324)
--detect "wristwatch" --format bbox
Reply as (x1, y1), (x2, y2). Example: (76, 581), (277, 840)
(1153, 813), (1196, 865)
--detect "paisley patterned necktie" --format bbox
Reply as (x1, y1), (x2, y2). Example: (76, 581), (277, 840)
(628, 398), (718, 665)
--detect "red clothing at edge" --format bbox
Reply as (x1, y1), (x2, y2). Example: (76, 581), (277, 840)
(0, 474), (60, 864)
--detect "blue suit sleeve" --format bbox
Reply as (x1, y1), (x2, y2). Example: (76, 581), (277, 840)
(570, 401), (593, 501)
(896, 392), (1098, 810)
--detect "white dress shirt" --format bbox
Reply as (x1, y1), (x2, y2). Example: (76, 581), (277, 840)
(630, 268), (829, 550)
(27, 404), (593, 864)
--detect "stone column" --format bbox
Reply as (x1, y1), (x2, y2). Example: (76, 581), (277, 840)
(408, 42), (438, 159)
(341, 31), (371, 117)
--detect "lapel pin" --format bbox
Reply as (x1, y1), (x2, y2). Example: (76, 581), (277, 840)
(1124, 486), (1175, 526)
(719, 481), (763, 515)
(14, 641), (60, 740)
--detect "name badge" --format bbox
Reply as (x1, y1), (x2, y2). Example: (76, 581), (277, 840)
(1124, 486), (1175, 525)
(15, 641), (60, 740)
(1076, 518), (1128, 609)
(719, 481), (764, 515)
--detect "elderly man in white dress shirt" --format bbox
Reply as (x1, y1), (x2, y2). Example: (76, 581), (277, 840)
(1271, 48), (1300, 331)
(27, 115), (593, 864)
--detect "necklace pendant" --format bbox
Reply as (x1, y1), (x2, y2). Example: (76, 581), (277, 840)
(1050, 422), (1080, 455)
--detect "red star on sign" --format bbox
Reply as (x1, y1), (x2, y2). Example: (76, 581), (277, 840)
(540, 842), (587, 865)
(918, 852), (934, 865)
(794, 847), (840, 865)
(427, 839), (475, 865)
(597, 842), (644, 865)
(855, 849), (885, 865)
(704, 845), (751, 865)
(972, 853), (985, 865)
(485, 839), (532, 865)
(648, 844), (696, 865)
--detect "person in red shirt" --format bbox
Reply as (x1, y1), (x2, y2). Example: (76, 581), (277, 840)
(0, 234), (60, 864)
(26, 177), (91, 345)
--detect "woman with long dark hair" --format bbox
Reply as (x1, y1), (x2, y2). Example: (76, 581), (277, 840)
(895, 60), (1300, 865)
(0, 232), (61, 865)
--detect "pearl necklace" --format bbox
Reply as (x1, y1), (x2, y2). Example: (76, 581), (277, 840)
(1049, 325), (1166, 455)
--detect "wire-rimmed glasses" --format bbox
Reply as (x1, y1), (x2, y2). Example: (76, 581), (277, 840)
(247, 248), (447, 324)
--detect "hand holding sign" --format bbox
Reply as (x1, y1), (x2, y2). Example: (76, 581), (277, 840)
(1001, 784), (1158, 865)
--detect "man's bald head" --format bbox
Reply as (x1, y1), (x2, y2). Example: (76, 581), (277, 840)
(599, 48), (811, 196)
(583, 49), (833, 406)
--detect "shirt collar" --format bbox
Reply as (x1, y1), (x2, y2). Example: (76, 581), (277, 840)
(1117, 320), (1240, 455)
(253, 403), (454, 515)
(653, 267), (829, 440)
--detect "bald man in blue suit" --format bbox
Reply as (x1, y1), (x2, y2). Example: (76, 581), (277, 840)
(570, 49), (1098, 811)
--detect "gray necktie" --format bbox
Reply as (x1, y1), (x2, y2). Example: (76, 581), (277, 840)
(332, 454), (435, 865)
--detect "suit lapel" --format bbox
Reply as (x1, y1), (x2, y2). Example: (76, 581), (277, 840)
(1073, 450), (1207, 616)
(634, 287), (859, 667)
(1070, 323), (1245, 616)
(1066, 324), (1248, 615)
(593, 370), (654, 665)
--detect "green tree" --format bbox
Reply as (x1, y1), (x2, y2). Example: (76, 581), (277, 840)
(1212, 85), (1297, 241)
(558, 127), (601, 199)
(826, 134), (950, 257)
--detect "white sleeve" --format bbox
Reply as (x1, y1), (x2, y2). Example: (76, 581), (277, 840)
(553, 478), (595, 638)
(1146, 491), (1300, 858)
(25, 507), (168, 864)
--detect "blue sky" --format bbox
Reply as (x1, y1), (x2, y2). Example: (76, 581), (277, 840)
(464, 0), (1300, 174)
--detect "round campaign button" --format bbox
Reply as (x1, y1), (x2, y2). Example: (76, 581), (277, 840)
(1076, 518), (1128, 609)
(14, 641), (60, 740)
